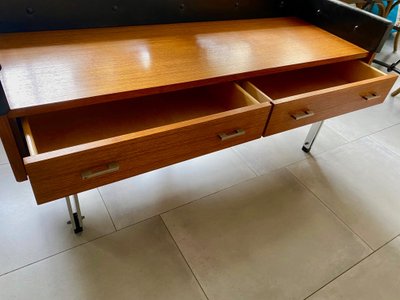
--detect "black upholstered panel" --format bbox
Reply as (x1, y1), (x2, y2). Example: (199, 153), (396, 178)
(290, 0), (393, 52)
(0, 0), (287, 32)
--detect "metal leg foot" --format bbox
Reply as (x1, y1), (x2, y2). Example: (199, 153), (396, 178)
(302, 121), (324, 153)
(391, 87), (400, 97)
(65, 194), (84, 234)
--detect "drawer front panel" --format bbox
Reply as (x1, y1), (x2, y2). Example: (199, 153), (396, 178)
(264, 76), (396, 136)
(24, 105), (270, 204)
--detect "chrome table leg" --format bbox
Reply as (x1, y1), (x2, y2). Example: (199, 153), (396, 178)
(302, 121), (324, 153)
(65, 194), (84, 233)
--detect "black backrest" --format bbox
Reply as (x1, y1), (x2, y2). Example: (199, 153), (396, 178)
(291, 0), (392, 53)
(0, 0), (287, 32)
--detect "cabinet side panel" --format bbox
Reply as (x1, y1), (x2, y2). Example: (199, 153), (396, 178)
(0, 116), (27, 181)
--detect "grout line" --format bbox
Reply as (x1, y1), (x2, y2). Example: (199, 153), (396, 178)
(323, 122), (352, 143)
(104, 190), (227, 232)
(115, 174), (257, 232)
(159, 173), (265, 215)
(232, 124), (352, 179)
(368, 132), (400, 161)
(160, 218), (210, 300)
(287, 166), (374, 251)
(231, 147), (260, 177)
(96, 188), (118, 231)
(113, 167), (264, 233)
(355, 121), (400, 143)
(303, 233), (400, 300)
(0, 212), (175, 279)
(0, 229), (117, 279)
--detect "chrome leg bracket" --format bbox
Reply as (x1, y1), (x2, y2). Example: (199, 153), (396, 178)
(302, 121), (324, 153)
(65, 194), (84, 234)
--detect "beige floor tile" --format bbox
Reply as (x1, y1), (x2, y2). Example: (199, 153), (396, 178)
(309, 237), (400, 300)
(370, 123), (400, 157)
(99, 148), (255, 230)
(288, 138), (400, 250)
(0, 217), (207, 300)
(162, 169), (371, 300)
(0, 164), (115, 276)
(233, 124), (347, 175)
(0, 139), (7, 165)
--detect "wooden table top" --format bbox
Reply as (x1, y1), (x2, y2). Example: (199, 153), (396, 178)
(0, 17), (368, 117)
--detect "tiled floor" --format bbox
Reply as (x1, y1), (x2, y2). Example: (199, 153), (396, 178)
(1, 35), (400, 300)
(99, 148), (256, 230)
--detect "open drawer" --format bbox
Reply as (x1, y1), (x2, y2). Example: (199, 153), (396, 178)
(22, 83), (270, 204)
(243, 60), (397, 136)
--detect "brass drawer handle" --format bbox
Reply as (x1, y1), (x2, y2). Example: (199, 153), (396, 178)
(81, 162), (120, 180)
(291, 110), (315, 121)
(361, 92), (380, 101)
(218, 129), (246, 141)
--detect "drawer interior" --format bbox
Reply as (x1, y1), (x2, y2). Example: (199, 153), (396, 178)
(246, 60), (386, 101)
(22, 83), (259, 154)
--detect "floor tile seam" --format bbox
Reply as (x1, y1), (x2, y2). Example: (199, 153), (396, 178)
(350, 123), (400, 143)
(287, 167), (374, 251)
(366, 120), (400, 137)
(160, 218), (210, 300)
(323, 123), (352, 142)
(273, 139), (352, 176)
(303, 233), (400, 300)
(231, 147), (259, 177)
(158, 173), (266, 214)
(0, 230), (118, 279)
(96, 188), (118, 231)
(115, 174), (261, 232)
(233, 141), (352, 179)
(368, 133), (400, 160)
(324, 110), (400, 143)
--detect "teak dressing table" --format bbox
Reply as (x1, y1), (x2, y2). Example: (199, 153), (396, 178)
(0, 1), (397, 233)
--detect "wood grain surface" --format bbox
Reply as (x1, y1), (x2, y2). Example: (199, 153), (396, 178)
(24, 103), (270, 204)
(243, 61), (397, 135)
(0, 17), (368, 117)
(263, 77), (396, 135)
(23, 83), (259, 153)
